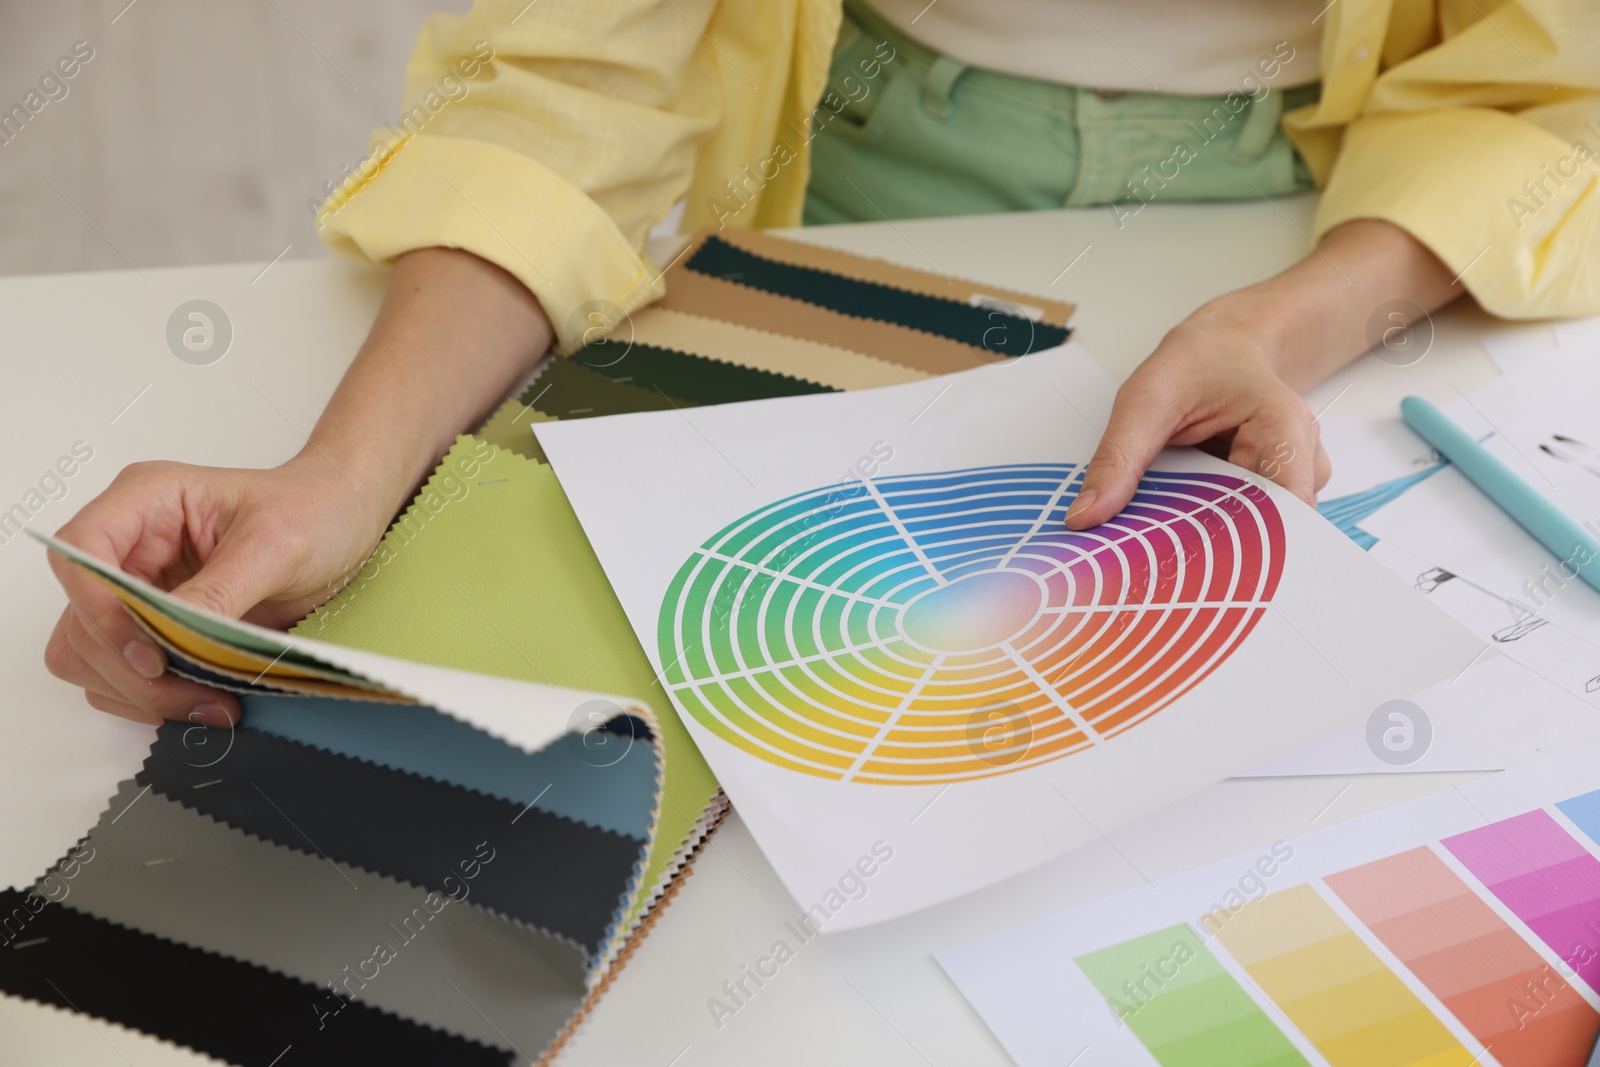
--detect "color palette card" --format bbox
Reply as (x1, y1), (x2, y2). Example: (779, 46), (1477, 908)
(938, 738), (1600, 1067)
(534, 343), (1483, 928)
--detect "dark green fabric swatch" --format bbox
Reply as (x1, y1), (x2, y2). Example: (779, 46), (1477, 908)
(686, 235), (1069, 356)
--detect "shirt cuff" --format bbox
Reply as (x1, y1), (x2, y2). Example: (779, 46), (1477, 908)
(316, 133), (665, 351)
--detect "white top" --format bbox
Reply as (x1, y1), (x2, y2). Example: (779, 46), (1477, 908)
(865, 0), (1324, 95)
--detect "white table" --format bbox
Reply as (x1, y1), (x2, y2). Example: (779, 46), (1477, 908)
(0, 195), (1542, 1064)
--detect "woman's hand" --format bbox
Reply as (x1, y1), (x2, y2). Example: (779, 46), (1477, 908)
(45, 454), (392, 727)
(1067, 219), (1461, 529)
(45, 247), (555, 726)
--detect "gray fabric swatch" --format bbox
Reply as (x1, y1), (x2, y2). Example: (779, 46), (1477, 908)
(53, 780), (586, 1057)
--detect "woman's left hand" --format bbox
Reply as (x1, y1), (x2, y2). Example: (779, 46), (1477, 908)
(1067, 218), (1460, 530)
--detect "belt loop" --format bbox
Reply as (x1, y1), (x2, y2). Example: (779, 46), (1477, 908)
(922, 54), (967, 120)
(832, 8), (862, 60)
(1230, 88), (1284, 164)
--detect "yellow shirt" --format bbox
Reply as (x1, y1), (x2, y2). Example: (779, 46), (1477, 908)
(317, 0), (1600, 351)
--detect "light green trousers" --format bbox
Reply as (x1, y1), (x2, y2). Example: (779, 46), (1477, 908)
(804, 0), (1319, 224)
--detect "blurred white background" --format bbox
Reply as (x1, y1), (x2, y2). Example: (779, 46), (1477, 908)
(0, 0), (472, 277)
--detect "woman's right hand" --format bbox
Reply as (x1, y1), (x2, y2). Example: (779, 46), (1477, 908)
(44, 452), (392, 728)
(42, 247), (557, 729)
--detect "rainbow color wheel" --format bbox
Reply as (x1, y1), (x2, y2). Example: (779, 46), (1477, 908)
(657, 464), (1286, 784)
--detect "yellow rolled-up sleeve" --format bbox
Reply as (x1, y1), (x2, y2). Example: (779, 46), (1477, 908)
(316, 0), (720, 351)
(1289, 0), (1600, 320)
(1313, 107), (1599, 319)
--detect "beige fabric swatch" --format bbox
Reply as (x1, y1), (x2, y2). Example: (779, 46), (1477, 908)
(629, 307), (929, 390)
(658, 268), (1001, 376)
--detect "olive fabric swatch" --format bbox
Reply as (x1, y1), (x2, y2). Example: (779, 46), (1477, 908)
(55, 780), (586, 1056)
(529, 356), (680, 419)
(0, 888), (509, 1067)
(575, 342), (835, 405)
(139, 723), (645, 956)
(478, 395), (559, 461)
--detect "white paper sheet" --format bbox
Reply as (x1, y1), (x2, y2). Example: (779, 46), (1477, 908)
(938, 737), (1600, 1067)
(1240, 642), (1600, 776)
(1476, 321), (1560, 377)
(536, 345), (1482, 928)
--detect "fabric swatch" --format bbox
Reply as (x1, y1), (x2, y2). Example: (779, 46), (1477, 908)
(658, 267), (999, 375)
(239, 693), (659, 840)
(293, 439), (720, 935)
(528, 357), (681, 419)
(707, 228), (1075, 328)
(629, 306), (929, 391)
(478, 395), (558, 461)
(686, 235), (1069, 355)
(133, 618), (407, 702)
(0, 888), (509, 1067)
(139, 723), (645, 956)
(574, 342), (834, 405)
(65, 556), (378, 687)
(55, 780), (586, 1056)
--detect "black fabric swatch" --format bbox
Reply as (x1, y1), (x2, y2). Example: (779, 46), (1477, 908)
(575, 342), (836, 405)
(0, 889), (510, 1066)
(686, 236), (1070, 356)
(139, 724), (645, 955)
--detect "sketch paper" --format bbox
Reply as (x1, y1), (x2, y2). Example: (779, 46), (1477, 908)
(1358, 357), (1600, 704)
(938, 738), (1600, 1067)
(1240, 409), (1600, 777)
(536, 345), (1483, 927)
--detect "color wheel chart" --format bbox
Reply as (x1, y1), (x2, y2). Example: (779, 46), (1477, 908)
(657, 464), (1285, 784)
(1077, 789), (1600, 1067)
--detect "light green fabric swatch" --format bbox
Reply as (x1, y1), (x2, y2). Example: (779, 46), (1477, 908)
(293, 437), (720, 927)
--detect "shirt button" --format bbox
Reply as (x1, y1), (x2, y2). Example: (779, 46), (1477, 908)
(1349, 42), (1372, 63)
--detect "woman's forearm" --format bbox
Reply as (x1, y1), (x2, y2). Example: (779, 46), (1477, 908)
(1192, 218), (1462, 393)
(302, 247), (554, 530)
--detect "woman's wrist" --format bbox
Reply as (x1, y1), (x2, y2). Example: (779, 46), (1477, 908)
(289, 423), (418, 550)
(1193, 219), (1463, 394)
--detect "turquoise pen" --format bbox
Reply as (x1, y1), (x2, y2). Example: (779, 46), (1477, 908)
(1400, 395), (1600, 595)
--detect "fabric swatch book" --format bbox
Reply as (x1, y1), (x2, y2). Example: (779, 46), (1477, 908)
(26, 532), (681, 1064)
(533, 343), (1486, 929)
(7, 228), (1074, 1065)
